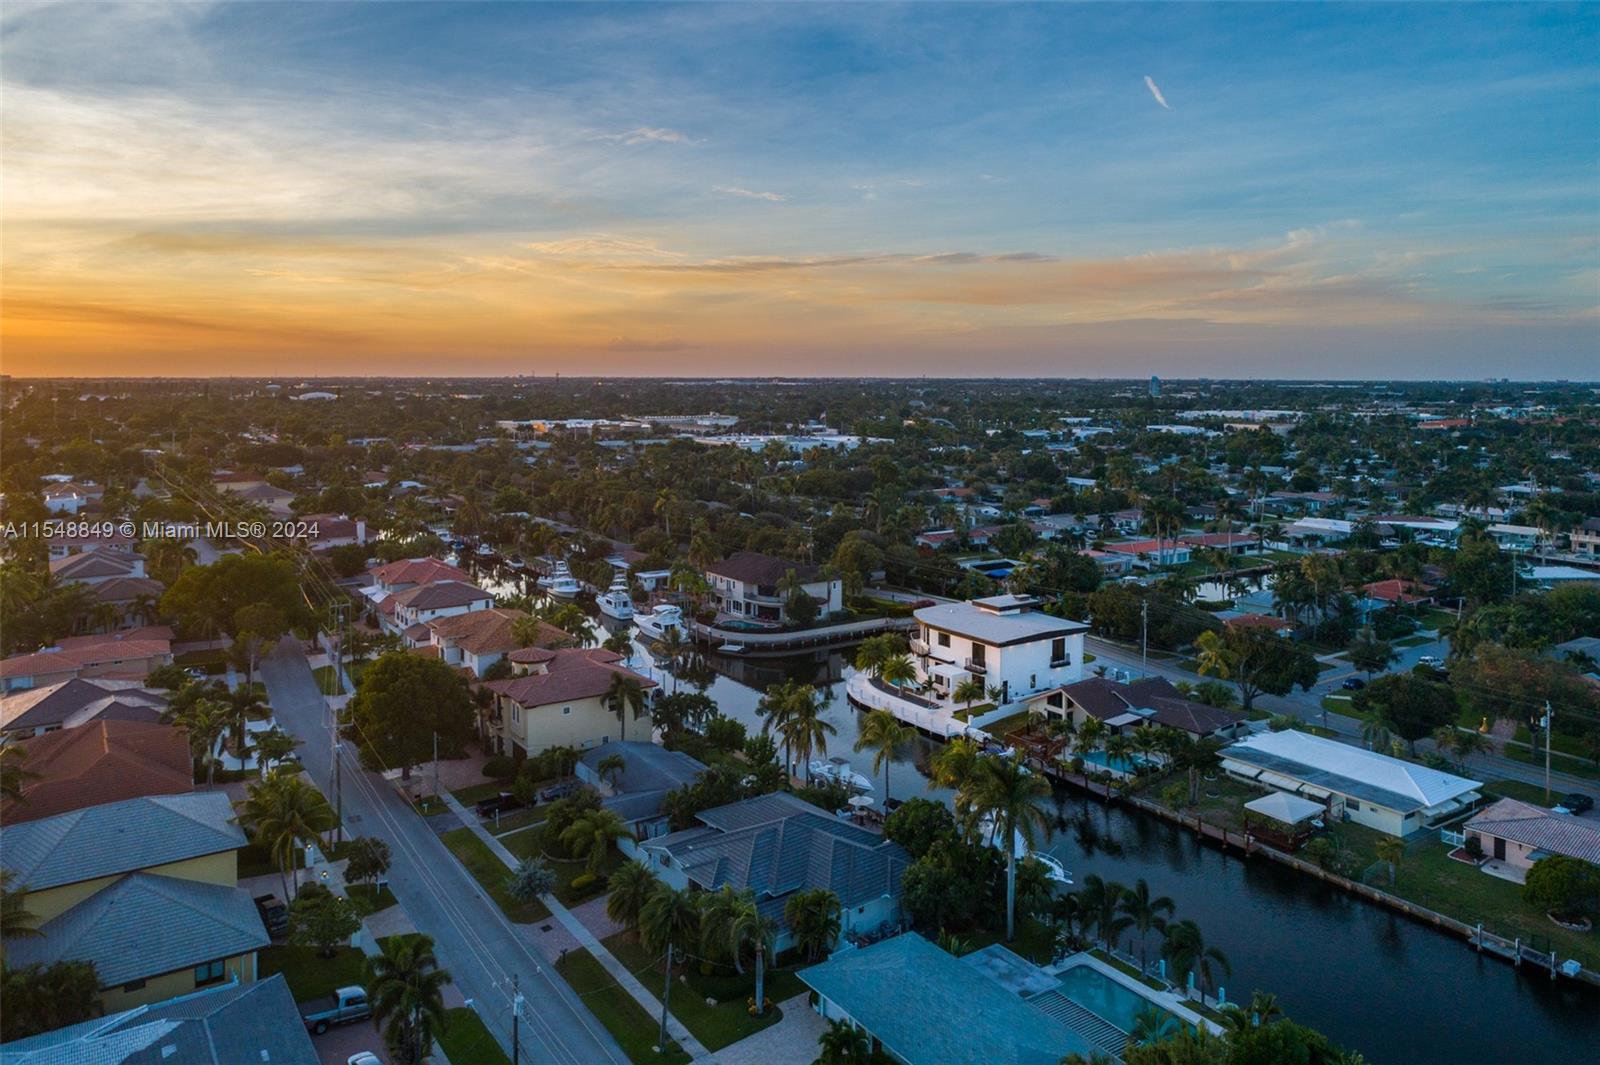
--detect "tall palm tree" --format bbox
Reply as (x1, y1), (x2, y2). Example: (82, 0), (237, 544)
(511, 613), (550, 649)
(1161, 918), (1231, 1000)
(1075, 715), (1108, 760)
(852, 633), (904, 678)
(222, 687), (271, 760)
(1078, 874), (1130, 951)
(1118, 878), (1175, 971)
(783, 888), (841, 962)
(727, 890), (778, 1016)
(781, 685), (836, 782)
(969, 756), (1052, 941)
(168, 697), (229, 788)
(235, 770), (338, 901)
(854, 709), (913, 803)
(880, 653), (917, 689)
(603, 672), (648, 743)
(559, 808), (630, 875)
(606, 861), (659, 938)
(1130, 1004), (1180, 1046)
(639, 883), (701, 1048)
(757, 679), (801, 777)
(952, 676), (987, 716)
(366, 934), (452, 1065)
(928, 735), (983, 831)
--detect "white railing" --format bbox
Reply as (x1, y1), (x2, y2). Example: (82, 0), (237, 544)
(1440, 827), (1466, 847)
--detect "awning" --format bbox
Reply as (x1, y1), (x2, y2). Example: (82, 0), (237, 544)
(1245, 792), (1323, 825)
(927, 662), (970, 680)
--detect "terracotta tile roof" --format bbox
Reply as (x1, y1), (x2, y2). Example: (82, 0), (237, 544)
(427, 608), (565, 655)
(1362, 579), (1436, 604)
(1, 637), (172, 681)
(486, 649), (657, 709)
(2, 721), (193, 823)
(391, 580), (493, 610)
(1225, 613), (1294, 631)
(369, 557), (469, 588)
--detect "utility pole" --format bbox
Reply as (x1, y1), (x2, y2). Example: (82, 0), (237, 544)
(1541, 701), (1554, 804)
(659, 943), (674, 1050)
(511, 974), (522, 1063)
(433, 731), (441, 807)
(1140, 599), (1149, 674)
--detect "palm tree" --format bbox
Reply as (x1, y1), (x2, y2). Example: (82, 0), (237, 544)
(366, 933), (452, 1065)
(784, 888), (842, 962)
(880, 653), (917, 690)
(726, 890), (778, 1016)
(168, 697), (229, 788)
(511, 613), (550, 649)
(970, 756), (1052, 941)
(1104, 732), (1134, 773)
(235, 770), (338, 901)
(853, 633), (904, 678)
(816, 1018), (873, 1064)
(1118, 878), (1175, 971)
(0, 745), (37, 804)
(757, 679), (800, 777)
(253, 727), (301, 775)
(597, 752), (627, 790)
(781, 685), (836, 782)
(559, 808), (630, 875)
(952, 676), (987, 717)
(1247, 990), (1284, 1025)
(606, 861), (659, 938)
(657, 625), (688, 694)
(1130, 1004), (1180, 1046)
(639, 883), (701, 1047)
(854, 709), (913, 803)
(928, 735), (983, 830)
(603, 672), (648, 743)
(1, 870), (42, 940)
(222, 687), (271, 760)
(1375, 836), (1404, 886)
(1078, 874), (1130, 951)
(1161, 918), (1231, 1000)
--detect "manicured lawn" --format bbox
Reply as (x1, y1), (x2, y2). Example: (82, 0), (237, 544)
(963, 915), (1058, 965)
(311, 664), (345, 695)
(1320, 695), (1354, 714)
(555, 948), (691, 1065)
(950, 702), (996, 722)
(1418, 609), (1456, 631)
(346, 883), (397, 916)
(438, 1007), (511, 1065)
(1500, 742), (1600, 780)
(438, 827), (550, 921)
(488, 805), (550, 836)
(600, 932), (800, 1051)
(1512, 725), (1596, 762)
(259, 944), (367, 1002)
(1395, 635), (1433, 648)
(500, 825), (623, 906)
(980, 709), (1034, 736)
(453, 781), (512, 805)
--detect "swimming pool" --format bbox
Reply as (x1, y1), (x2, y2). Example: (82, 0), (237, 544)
(1055, 964), (1162, 1033)
(1079, 749), (1150, 774)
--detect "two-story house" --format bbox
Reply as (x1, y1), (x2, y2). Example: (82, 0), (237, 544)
(426, 607), (571, 677)
(387, 580), (494, 644)
(482, 648), (657, 759)
(911, 595), (1087, 706)
(2, 792), (269, 1013)
(703, 551), (843, 625)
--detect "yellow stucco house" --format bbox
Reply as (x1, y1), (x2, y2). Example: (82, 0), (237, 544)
(483, 647), (658, 759)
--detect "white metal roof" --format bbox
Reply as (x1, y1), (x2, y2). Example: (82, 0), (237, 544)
(1244, 792), (1324, 824)
(1223, 729), (1480, 813)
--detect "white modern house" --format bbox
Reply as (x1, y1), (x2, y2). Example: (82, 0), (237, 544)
(1219, 730), (1482, 837)
(911, 595), (1087, 707)
(703, 551), (844, 625)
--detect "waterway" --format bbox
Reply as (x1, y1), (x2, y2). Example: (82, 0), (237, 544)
(471, 563), (1598, 1063)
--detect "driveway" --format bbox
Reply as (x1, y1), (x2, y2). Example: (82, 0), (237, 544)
(260, 639), (628, 1065)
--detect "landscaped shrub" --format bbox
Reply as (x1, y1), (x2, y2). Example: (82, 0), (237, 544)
(569, 871), (605, 899)
(482, 756), (516, 781)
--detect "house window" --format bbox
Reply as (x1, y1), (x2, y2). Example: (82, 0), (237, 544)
(512, 706), (520, 724)
(1050, 637), (1067, 664)
(970, 643), (985, 665)
(122, 978), (147, 992)
(1346, 799), (1360, 812)
(562, 706), (572, 715)
(194, 960), (226, 987)
(937, 632), (950, 648)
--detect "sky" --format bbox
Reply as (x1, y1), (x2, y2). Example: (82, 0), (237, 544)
(2, 1), (1597, 379)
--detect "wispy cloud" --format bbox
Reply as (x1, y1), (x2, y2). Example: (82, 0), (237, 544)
(1144, 75), (1171, 110)
(713, 185), (786, 202)
(608, 335), (696, 351)
(600, 126), (697, 145)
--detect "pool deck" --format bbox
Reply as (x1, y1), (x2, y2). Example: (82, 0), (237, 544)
(1047, 953), (1223, 1035)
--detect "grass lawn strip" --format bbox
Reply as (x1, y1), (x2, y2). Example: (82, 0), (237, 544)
(259, 944), (366, 1001)
(438, 1007), (512, 1065)
(555, 948), (691, 1065)
(438, 826), (550, 921)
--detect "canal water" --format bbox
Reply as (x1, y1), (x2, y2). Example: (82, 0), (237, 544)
(474, 564), (1598, 1063)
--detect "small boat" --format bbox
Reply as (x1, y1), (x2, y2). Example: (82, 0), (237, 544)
(596, 574), (635, 620)
(542, 560), (581, 599)
(506, 554), (526, 570)
(635, 603), (685, 640)
(443, 551), (461, 567)
(978, 814), (1071, 884)
(1029, 851), (1073, 886)
(808, 757), (873, 793)
(475, 542), (497, 560)
(718, 642), (746, 655)
(449, 539), (467, 553)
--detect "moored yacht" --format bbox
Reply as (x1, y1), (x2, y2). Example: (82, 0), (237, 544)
(978, 813), (1072, 884)
(596, 573), (635, 620)
(634, 603), (685, 640)
(538, 560), (581, 599)
(808, 757), (873, 793)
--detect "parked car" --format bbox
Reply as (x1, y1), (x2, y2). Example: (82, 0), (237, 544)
(1341, 677), (1366, 691)
(300, 986), (371, 1035)
(1553, 793), (1594, 816)
(538, 779), (581, 803)
(1418, 655), (1443, 668)
(253, 894), (288, 938)
(474, 791), (524, 818)
(347, 1054), (382, 1065)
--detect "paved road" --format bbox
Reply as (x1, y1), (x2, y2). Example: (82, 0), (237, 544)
(260, 639), (629, 1065)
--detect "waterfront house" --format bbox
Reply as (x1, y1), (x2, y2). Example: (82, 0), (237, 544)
(388, 580), (494, 644)
(1101, 539), (1192, 568)
(703, 551), (844, 625)
(911, 595), (1087, 707)
(1029, 676), (1245, 742)
(575, 740), (706, 851)
(640, 791), (909, 952)
(0, 720), (193, 823)
(1463, 798), (1600, 878)
(1, 792), (268, 1013)
(797, 933), (1097, 1065)
(0, 974), (318, 1065)
(425, 607), (567, 677)
(366, 556), (472, 596)
(482, 648), (657, 759)
(1220, 730), (1482, 837)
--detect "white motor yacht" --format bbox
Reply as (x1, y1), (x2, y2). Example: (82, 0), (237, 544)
(808, 757), (873, 793)
(978, 813), (1072, 884)
(634, 603), (685, 640)
(596, 574), (635, 620)
(541, 560), (581, 599)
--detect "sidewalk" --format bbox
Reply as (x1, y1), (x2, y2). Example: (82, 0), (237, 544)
(435, 791), (714, 1060)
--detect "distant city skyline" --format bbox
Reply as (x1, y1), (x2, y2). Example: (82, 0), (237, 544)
(2, 1), (1596, 378)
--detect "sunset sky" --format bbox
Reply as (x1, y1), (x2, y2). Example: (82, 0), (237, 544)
(2, 1), (1596, 378)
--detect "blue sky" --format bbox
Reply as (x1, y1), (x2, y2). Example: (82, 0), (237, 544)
(3, 1), (1596, 377)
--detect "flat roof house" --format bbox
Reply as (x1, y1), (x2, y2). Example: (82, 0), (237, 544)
(911, 595), (1087, 707)
(483, 648), (658, 759)
(1, 792), (268, 1013)
(703, 551), (844, 625)
(798, 933), (1095, 1065)
(641, 791), (909, 952)
(0, 973), (318, 1065)
(1220, 729), (1481, 837)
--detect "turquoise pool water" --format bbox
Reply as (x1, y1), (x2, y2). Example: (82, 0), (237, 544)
(1055, 965), (1161, 1032)
(1080, 749), (1150, 773)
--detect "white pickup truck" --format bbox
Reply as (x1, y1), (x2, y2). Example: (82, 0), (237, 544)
(299, 985), (371, 1035)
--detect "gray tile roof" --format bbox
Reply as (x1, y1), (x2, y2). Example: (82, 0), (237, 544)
(0, 973), (317, 1065)
(1, 792), (246, 891)
(1465, 798), (1600, 864)
(798, 934), (1093, 1065)
(643, 792), (908, 914)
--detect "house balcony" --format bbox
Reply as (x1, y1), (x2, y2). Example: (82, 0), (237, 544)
(1050, 656), (1071, 669)
(964, 659), (987, 676)
(909, 637), (929, 655)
